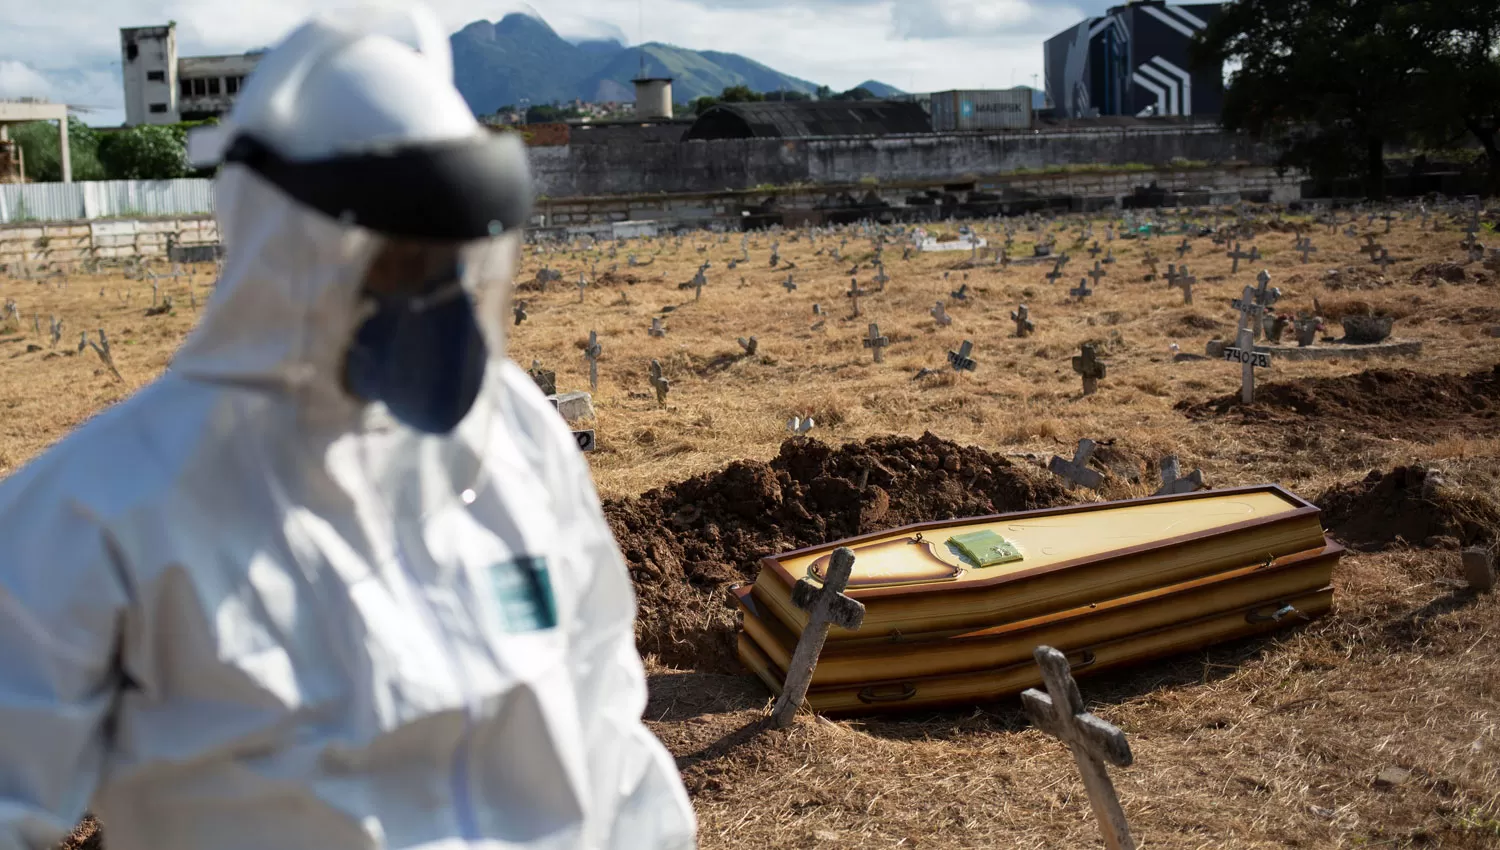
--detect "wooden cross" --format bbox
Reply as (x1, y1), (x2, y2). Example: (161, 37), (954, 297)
(1176, 236), (1191, 258)
(648, 359), (670, 406)
(513, 302), (528, 326)
(1296, 237), (1318, 263)
(1224, 285), (1272, 403)
(1168, 265), (1195, 305)
(1048, 438), (1104, 490)
(1227, 241), (1252, 274)
(1072, 343), (1107, 396)
(1069, 277), (1094, 303)
(1011, 304), (1034, 337)
(584, 331), (602, 392)
(863, 323), (890, 363)
(947, 340), (978, 373)
(1088, 260), (1108, 289)
(1361, 234), (1382, 259)
(950, 283), (970, 302)
(737, 336), (758, 356)
(1373, 248), (1392, 273)
(1088, 241), (1102, 258)
(782, 273), (797, 293)
(847, 277), (866, 317)
(692, 267), (707, 301)
(931, 300), (952, 327)
(872, 264), (889, 292)
(1153, 455), (1205, 496)
(1022, 646), (1137, 850)
(770, 547), (866, 728)
(1045, 258), (1065, 285)
(648, 317), (666, 338)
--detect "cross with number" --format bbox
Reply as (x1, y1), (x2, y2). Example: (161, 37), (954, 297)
(770, 547), (865, 727)
(1022, 646), (1137, 850)
(947, 340), (977, 373)
(1225, 284), (1272, 403)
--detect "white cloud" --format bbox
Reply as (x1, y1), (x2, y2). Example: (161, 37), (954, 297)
(0, 0), (1109, 126)
(0, 60), (53, 99)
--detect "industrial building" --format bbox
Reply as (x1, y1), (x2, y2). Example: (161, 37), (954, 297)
(120, 24), (263, 126)
(1044, 0), (1226, 119)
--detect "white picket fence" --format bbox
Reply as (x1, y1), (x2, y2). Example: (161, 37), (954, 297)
(0, 179), (215, 224)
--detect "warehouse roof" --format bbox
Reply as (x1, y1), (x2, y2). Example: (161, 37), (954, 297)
(682, 100), (933, 141)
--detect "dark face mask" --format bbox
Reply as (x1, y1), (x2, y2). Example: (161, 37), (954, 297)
(342, 276), (487, 434)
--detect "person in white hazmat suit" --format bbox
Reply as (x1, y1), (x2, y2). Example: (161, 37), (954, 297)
(0, 5), (697, 850)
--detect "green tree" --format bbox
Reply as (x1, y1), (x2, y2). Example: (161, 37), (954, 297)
(717, 85), (763, 104)
(835, 87), (877, 101)
(1193, 0), (1426, 199)
(97, 124), (189, 180)
(9, 115), (106, 182)
(1405, 2), (1500, 192)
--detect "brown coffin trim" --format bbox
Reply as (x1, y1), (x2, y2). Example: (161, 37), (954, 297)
(736, 539), (1342, 664)
(757, 484), (1322, 601)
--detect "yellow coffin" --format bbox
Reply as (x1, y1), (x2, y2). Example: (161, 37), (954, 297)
(735, 540), (1340, 687)
(748, 485), (1332, 643)
(738, 586), (1335, 715)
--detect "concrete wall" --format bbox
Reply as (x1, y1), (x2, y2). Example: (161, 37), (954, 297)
(0, 217), (219, 270)
(530, 124), (1271, 198)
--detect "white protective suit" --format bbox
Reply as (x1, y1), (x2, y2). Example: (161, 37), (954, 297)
(0, 6), (697, 850)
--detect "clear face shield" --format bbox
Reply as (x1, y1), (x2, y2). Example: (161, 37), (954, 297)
(340, 230), (523, 521)
(342, 230), (521, 435)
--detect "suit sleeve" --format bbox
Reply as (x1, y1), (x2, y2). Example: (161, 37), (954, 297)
(0, 502), (127, 850)
(543, 415), (698, 850)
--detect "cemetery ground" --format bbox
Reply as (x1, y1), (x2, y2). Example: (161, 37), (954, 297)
(3, 208), (1500, 849)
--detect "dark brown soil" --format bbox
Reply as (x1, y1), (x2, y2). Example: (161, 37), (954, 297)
(605, 433), (1069, 672)
(1317, 466), (1500, 552)
(1178, 365), (1500, 439)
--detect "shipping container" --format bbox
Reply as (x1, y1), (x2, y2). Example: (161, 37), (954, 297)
(928, 89), (1033, 132)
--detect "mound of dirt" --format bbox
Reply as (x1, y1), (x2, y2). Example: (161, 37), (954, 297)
(1178, 365), (1500, 439)
(1318, 466), (1500, 551)
(605, 433), (1070, 672)
(1323, 266), (1390, 291)
(1410, 262), (1469, 285)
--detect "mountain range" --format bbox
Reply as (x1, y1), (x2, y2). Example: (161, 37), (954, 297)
(450, 12), (902, 115)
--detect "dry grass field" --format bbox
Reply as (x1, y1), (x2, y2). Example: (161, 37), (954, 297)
(3, 205), (1500, 849)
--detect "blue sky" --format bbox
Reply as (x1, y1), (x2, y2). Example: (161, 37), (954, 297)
(0, 0), (1113, 126)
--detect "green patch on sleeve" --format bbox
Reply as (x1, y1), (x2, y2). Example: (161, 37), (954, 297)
(947, 530), (1023, 567)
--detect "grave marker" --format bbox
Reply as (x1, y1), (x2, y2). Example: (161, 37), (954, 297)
(1224, 284), (1273, 403)
(1021, 646), (1137, 850)
(786, 416), (815, 436)
(847, 277), (866, 317)
(1463, 547), (1496, 593)
(584, 331), (602, 392)
(1048, 439), (1105, 490)
(737, 336), (758, 357)
(931, 301), (952, 327)
(863, 323), (890, 363)
(648, 359), (670, 406)
(1296, 237), (1318, 263)
(648, 317), (666, 338)
(1168, 266), (1195, 305)
(946, 340), (978, 373)
(1069, 278), (1094, 304)
(1088, 260), (1108, 289)
(782, 273), (797, 293)
(1153, 456), (1206, 496)
(770, 547), (865, 728)
(1072, 343), (1107, 395)
(1011, 304), (1034, 337)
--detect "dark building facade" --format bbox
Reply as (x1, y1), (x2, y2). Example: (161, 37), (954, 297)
(1044, 1), (1225, 119)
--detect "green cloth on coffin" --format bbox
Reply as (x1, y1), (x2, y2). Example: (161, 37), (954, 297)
(947, 530), (1023, 567)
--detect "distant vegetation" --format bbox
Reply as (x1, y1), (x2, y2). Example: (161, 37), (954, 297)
(687, 84), (884, 116)
(11, 117), (214, 181)
(1193, 0), (1500, 196)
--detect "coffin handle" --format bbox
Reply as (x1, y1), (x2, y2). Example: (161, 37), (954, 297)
(1066, 649), (1098, 670)
(858, 683), (918, 703)
(1246, 602), (1299, 624)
